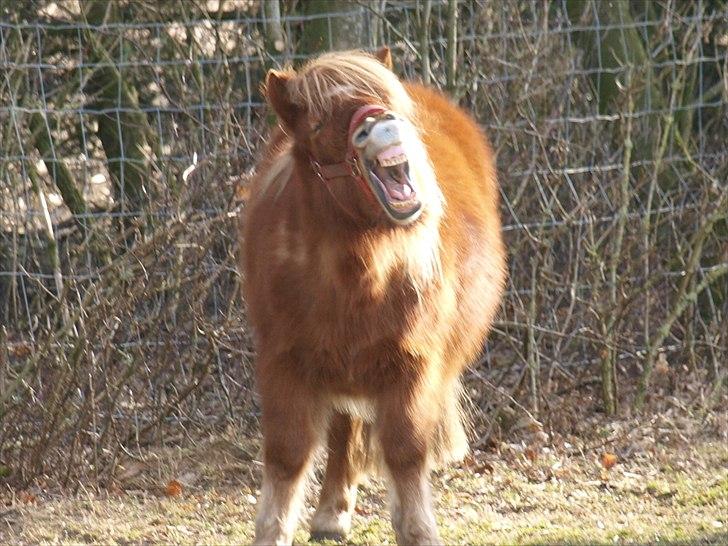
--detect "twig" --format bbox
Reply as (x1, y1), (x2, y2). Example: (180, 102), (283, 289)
(636, 262), (728, 410)
(418, 0), (432, 85)
(355, 1), (438, 84)
(526, 256), (540, 416)
(446, 0), (457, 92)
(641, 52), (684, 383)
(635, 189), (728, 410)
(28, 113), (88, 230)
(600, 69), (635, 416)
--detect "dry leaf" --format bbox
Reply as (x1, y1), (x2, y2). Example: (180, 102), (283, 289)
(655, 352), (669, 375)
(475, 460), (495, 474)
(601, 452), (618, 470)
(18, 491), (37, 504)
(524, 447), (539, 462)
(9, 343), (32, 358)
(165, 479), (183, 497)
(461, 454), (494, 474)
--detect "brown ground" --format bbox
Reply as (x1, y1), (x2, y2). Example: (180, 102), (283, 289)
(2, 392), (727, 545)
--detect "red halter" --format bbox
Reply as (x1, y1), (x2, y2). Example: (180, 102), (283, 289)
(309, 104), (387, 198)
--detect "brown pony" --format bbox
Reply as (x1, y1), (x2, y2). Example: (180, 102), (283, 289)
(240, 48), (506, 545)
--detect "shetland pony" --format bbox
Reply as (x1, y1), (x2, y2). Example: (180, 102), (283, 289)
(240, 48), (506, 545)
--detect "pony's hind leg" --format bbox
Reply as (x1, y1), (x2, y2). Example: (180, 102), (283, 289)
(254, 372), (319, 546)
(310, 412), (369, 541)
(378, 385), (443, 546)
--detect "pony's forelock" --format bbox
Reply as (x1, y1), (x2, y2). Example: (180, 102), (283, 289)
(287, 51), (414, 120)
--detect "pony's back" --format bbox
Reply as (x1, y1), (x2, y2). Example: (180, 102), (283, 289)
(404, 82), (505, 375)
(407, 83), (501, 227)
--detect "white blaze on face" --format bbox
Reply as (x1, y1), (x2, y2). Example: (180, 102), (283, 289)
(353, 115), (443, 223)
(367, 119), (403, 154)
(354, 116), (403, 161)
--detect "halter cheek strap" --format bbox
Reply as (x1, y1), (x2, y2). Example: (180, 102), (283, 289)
(309, 104), (387, 186)
(311, 158), (361, 181)
(310, 155), (371, 223)
(307, 105), (389, 221)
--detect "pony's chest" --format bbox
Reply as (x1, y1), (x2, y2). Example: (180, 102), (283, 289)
(309, 239), (425, 314)
(266, 223), (448, 345)
(274, 242), (422, 338)
(264, 232), (456, 387)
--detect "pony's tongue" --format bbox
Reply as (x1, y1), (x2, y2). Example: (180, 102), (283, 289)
(371, 145), (415, 203)
(376, 145), (406, 166)
(386, 181), (412, 200)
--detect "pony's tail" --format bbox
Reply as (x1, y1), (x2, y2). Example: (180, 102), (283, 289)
(430, 379), (470, 467)
(362, 379), (470, 475)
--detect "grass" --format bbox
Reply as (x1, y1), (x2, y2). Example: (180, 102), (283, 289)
(2, 421), (726, 546)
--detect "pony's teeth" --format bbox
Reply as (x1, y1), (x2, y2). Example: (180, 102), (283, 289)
(377, 145), (407, 167)
(380, 154), (407, 167)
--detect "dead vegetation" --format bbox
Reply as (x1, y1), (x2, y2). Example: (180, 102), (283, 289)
(2, 388), (726, 544)
(0, 5), (726, 540)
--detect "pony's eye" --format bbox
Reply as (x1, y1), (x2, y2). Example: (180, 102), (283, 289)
(311, 121), (323, 133)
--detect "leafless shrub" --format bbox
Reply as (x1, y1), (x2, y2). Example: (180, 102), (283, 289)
(0, 0), (725, 487)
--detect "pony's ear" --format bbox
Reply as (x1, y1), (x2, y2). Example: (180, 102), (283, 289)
(374, 46), (393, 70)
(264, 69), (298, 129)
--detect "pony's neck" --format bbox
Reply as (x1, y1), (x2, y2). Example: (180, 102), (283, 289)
(291, 148), (375, 233)
(263, 142), (443, 291)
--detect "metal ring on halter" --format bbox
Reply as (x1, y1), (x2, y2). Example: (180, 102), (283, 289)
(310, 159), (325, 182)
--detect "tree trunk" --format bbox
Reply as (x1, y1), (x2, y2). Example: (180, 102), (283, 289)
(29, 113), (87, 228)
(263, 0), (286, 56)
(83, 1), (156, 212)
(299, 0), (367, 54)
(565, 0), (665, 116)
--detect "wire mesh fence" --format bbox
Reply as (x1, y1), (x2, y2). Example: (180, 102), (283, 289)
(0, 0), (726, 486)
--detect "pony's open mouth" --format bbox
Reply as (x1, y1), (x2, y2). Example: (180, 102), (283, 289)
(363, 144), (422, 223)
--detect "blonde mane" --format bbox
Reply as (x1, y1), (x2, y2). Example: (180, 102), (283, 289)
(258, 141), (294, 199)
(288, 50), (415, 120)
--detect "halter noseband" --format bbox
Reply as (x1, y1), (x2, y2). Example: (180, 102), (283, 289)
(309, 104), (387, 187)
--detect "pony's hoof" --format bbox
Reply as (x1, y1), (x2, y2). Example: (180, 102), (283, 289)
(309, 530), (346, 543)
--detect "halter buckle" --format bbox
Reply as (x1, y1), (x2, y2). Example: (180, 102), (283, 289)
(348, 157), (363, 180)
(310, 159), (326, 182)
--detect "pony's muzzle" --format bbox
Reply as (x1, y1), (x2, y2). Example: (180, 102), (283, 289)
(352, 114), (422, 225)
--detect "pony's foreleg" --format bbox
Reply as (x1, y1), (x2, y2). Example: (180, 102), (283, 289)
(310, 412), (368, 541)
(253, 373), (318, 546)
(378, 384), (443, 546)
